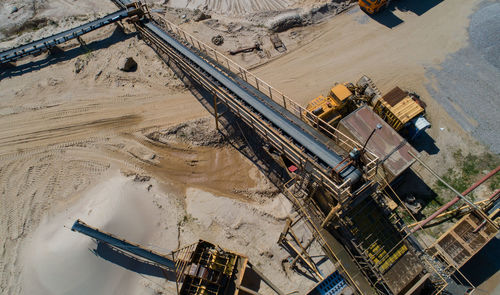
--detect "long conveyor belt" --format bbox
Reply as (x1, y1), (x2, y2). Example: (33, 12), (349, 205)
(141, 20), (362, 184)
(0, 0), (361, 187)
(71, 219), (176, 270)
(0, 7), (138, 65)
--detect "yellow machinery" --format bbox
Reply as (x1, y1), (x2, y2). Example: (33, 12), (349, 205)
(305, 83), (355, 126)
(305, 76), (430, 139)
(372, 86), (425, 132)
(358, 0), (390, 14)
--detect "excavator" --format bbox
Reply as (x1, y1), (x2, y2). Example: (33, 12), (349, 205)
(358, 0), (391, 14)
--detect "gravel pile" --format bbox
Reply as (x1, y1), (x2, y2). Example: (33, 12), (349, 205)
(469, 2), (500, 70)
(426, 1), (500, 153)
(148, 117), (226, 147)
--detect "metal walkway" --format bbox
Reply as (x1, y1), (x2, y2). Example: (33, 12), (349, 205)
(0, 6), (139, 65)
(72, 219), (176, 269)
(140, 20), (362, 186)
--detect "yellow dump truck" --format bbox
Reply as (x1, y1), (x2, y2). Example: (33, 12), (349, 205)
(305, 76), (430, 140)
(358, 0), (391, 14)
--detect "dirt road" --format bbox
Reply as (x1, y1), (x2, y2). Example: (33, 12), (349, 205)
(254, 0), (493, 172)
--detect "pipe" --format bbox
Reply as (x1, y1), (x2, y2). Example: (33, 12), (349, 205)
(408, 199), (492, 228)
(409, 153), (499, 232)
(417, 186), (498, 226)
(472, 189), (500, 233)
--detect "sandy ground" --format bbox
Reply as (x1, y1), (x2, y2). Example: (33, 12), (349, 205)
(0, 13), (332, 294)
(426, 0), (500, 153)
(165, 0), (293, 15)
(156, 0), (356, 69)
(0, 23), (200, 294)
(19, 169), (322, 295)
(1, 0), (499, 294)
(20, 172), (167, 295)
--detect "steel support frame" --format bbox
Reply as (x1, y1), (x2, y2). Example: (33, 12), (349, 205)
(136, 20), (353, 204)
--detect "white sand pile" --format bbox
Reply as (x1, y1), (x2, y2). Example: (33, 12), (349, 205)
(19, 171), (177, 295)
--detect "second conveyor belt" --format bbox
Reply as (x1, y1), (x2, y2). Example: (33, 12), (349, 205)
(72, 219), (176, 269)
(0, 7), (137, 64)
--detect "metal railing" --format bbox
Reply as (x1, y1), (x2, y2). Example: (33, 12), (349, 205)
(150, 14), (379, 183)
(136, 22), (354, 202)
(142, 11), (455, 295)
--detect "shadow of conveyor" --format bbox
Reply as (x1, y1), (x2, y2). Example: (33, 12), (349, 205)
(142, 31), (292, 190)
(193, 83), (293, 190)
(0, 25), (136, 81)
(92, 242), (177, 281)
(365, 0), (444, 28)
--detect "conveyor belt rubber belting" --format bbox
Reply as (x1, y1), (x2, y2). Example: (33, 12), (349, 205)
(141, 20), (362, 184)
(0, 7), (137, 65)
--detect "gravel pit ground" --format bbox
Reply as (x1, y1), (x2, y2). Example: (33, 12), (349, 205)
(20, 173), (170, 295)
(425, 0), (500, 153)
